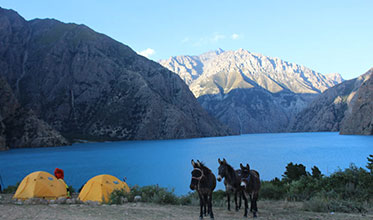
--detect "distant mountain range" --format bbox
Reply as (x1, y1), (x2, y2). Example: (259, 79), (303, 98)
(160, 49), (343, 133)
(0, 7), (230, 150)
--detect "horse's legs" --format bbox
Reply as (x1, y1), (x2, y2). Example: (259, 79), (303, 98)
(234, 190), (239, 211)
(242, 192), (248, 217)
(198, 192), (204, 219)
(252, 192), (259, 218)
(239, 191), (242, 209)
(203, 194), (208, 216)
(249, 194), (253, 213)
(226, 190), (231, 211)
(208, 192), (214, 219)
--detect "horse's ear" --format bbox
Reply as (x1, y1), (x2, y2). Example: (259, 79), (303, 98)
(223, 158), (226, 164)
(240, 163), (244, 169)
(191, 159), (196, 167)
(246, 164), (250, 170)
(218, 158), (222, 164)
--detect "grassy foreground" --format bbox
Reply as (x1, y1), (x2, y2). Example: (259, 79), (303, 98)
(1, 194), (372, 220)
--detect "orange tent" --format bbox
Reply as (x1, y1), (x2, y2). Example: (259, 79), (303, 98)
(13, 171), (67, 200)
(78, 174), (130, 203)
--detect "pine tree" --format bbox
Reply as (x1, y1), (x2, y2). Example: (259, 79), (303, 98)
(367, 154), (373, 174)
(311, 166), (322, 179)
(283, 162), (307, 182)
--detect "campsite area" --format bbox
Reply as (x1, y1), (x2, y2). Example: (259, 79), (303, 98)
(1, 194), (372, 220)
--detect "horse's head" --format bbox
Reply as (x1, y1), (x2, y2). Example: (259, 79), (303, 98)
(217, 158), (228, 182)
(240, 163), (251, 188)
(190, 159), (204, 190)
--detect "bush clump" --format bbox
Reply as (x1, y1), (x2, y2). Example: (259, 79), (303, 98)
(109, 186), (228, 206)
(260, 157), (373, 213)
(2, 182), (20, 193)
(109, 185), (179, 205)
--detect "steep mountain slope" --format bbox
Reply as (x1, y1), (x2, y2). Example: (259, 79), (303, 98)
(0, 7), (229, 142)
(340, 68), (373, 135)
(160, 49), (342, 133)
(289, 69), (372, 132)
(0, 76), (69, 150)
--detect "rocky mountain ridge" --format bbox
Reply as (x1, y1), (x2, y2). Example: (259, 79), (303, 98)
(340, 68), (373, 135)
(0, 7), (230, 148)
(289, 68), (372, 134)
(160, 49), (343, 133)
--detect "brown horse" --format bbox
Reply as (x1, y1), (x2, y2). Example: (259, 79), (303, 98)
(190, 159), (216, 219)
(240, 163), (261, 218)
(217, 158), (242, 211)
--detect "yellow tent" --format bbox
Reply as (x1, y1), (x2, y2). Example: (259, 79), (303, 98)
(13, 171), (67, 200)
(78, 174), (130, 203)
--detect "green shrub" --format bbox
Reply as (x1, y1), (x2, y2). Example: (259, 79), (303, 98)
(109, 188), (129, 204)
(109, 185), (179, 205)
(260, 180), (288, 200)
(260, 158), (373, 209)
(68, 185), (75, 194)
(211, 190), (227, 207)
(3, 182), (20, 193)
(303, 196), (367, 213)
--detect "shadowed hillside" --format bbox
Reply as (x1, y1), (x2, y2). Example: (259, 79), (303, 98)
(0, 7), (230, 145)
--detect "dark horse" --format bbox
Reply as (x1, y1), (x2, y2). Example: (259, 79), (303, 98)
(190, 159), (216, 219)
(240, 163), (261, 218)
(217, 158), (242, 211)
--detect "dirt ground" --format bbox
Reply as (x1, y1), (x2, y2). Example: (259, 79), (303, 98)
(1, 194), (372, 220)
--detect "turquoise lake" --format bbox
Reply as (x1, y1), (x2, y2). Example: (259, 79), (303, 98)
(0, 132), (372, 195)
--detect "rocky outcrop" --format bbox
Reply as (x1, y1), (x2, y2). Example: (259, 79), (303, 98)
(160, 49), (342, 133)
(0, 7), (229, 143)
(289, 69), (372, 132)
(340, 68), (373, 135)
(0, 76), (69, 149)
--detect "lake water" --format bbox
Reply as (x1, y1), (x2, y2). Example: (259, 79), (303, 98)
(0, 132), (372, 195)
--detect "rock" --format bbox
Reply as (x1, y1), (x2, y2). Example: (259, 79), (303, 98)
(134, 196), (141, 202)
(75, 199), (83, 204)
(24, 199), (32, 205)
(49, 204), (58, 207)
(56, 197), (67, 204)
(66, 199), (73, 204)
(40, 199), (49, 205)
(15, 200), (23, 205)
(85, 200), (99, 206)
(120, 197), (128, 204)
(31, 198), (42, 205)
(49, 200), (56, 204)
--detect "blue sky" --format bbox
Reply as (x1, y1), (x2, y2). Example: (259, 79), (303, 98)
(0, 0), (372, 79)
